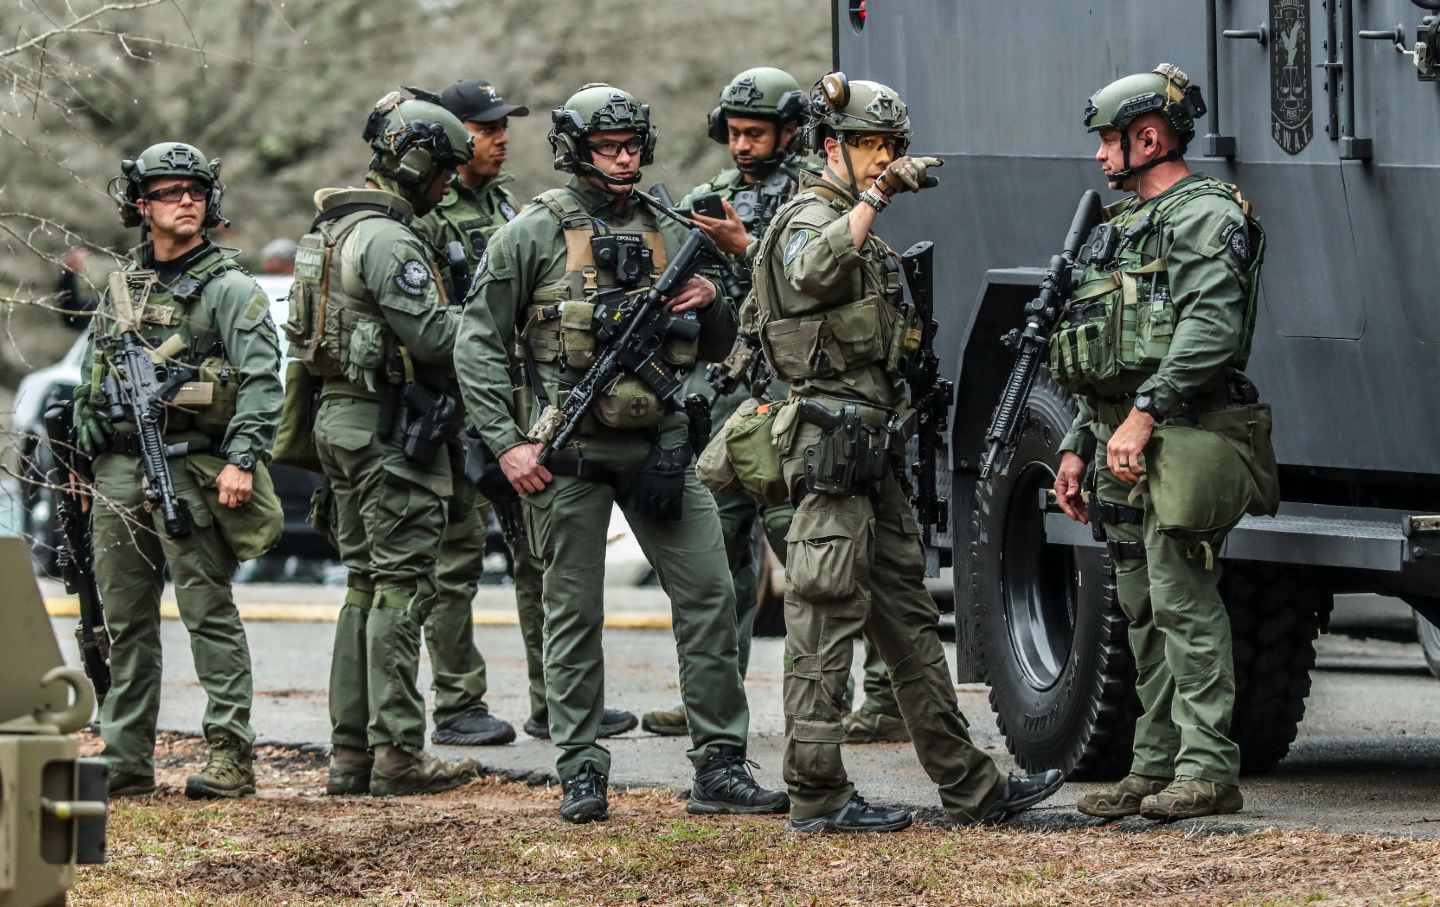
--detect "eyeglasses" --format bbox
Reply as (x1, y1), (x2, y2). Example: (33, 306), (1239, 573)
(143, 185), (207, 203)
(844, 133), (907, 156)
(587, 137), (646, 159)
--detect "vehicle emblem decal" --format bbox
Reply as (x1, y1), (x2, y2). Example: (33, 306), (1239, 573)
(1270, 0), (1313, 155)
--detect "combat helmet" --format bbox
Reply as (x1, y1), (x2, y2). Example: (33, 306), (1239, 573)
(708, 66), (807, 147)
(1084, 64), (1206, 180)
(109, 141), (226, 229)
(548, 83), (657, 184)
(805, 71), (911, 154)
(363, 89), (474, 196)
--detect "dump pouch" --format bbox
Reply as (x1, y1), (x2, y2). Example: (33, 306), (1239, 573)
(183, 454), (284, 561)
(273, 360), (324, 472)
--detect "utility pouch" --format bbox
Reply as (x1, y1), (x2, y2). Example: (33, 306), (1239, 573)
(558, 301), (597, 369)
(273, 360), (324, 472)
(701, 398), (789, 505)
(343, 319), (386, 391)
(627, 443), (691, 522)
(595, 373), (664, 430)
(189, 356), (239, 437)
(183, 454), (284, 561)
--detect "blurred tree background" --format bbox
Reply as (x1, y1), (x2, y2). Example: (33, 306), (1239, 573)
(0, 0), (828, 395)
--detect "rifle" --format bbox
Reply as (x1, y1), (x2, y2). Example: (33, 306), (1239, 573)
(978, 190), (1104, 480)
(444, 239), (470, 305)
(97, 271), (198, 538)
(704, 332), (773, 401)
(42, 395), (111, 704)
(531, 225), (718, 464)
(895, 240), (953, 534)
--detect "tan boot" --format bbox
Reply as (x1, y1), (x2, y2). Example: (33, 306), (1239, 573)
(1076, 773), (1170, 818)
(641, 705), (689, 737)
(1139, 777), (1243, 821)
(326, 745), (373, 796)
(842, 708), (910, 744)
(185, 736), (256, 800)
(370, 745), (479, 797)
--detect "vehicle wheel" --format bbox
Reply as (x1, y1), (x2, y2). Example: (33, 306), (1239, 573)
(966, 373), (1138, 780)
(1222, 563), (1333, 774)
(1414, 613), (1440, 681)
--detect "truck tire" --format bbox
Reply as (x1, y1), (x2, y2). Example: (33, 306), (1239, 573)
(1222, 564), (1333, 774)
(966, 373), (1139, 780)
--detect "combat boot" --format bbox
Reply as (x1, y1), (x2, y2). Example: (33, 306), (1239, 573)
(559, 763), (609, 824)
(431, 707), (516, 747)
(369, 745), (479, 797)
(1076, 773), (1170, 819)
(787, 794), (913, 834)
(640, 705), (689, 737)
(185, 735), (256, 800)
(687, 745), (790, 815)
(524, 708), (638, 740)
(964, 770), (1066, 825)
(107, 767), (157, 798)
(842, 706), (911, 744)
(326, 745), (373, 796)
(1139, 777), (1243, 821)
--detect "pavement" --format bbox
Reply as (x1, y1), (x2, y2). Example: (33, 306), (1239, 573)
(48, 585), (1440, 839)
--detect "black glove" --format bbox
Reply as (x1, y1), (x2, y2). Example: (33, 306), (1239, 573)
(627, 444), (691, 522)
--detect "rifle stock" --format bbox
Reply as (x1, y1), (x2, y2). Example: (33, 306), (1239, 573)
(978, 190), (1104, 480)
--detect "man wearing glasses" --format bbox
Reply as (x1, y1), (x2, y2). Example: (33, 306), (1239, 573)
(414, 79), (639, 748)
(455, 83), (787, 824)
(751, 75), (1065, 832)
(75, 142), (283, 799)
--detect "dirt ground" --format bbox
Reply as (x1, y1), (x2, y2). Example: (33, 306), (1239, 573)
(70, 733), (1440, 907)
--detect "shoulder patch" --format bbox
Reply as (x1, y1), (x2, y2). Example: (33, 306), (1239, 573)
(1225, 223), (1252, 265)
(395, 259), (430, 296)
(783, 229), (816, 266)
(499, 200), (518, 221)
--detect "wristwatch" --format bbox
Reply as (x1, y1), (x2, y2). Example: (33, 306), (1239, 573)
(227, 451), (257, 471)
(1133, 392), (1161, 419)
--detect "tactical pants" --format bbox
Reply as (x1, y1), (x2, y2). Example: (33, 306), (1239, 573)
(428, 483), (492, 725)
(316, 394), (449, 754)
(523, 436), (748, 780)
(780, 423), (1001, 821)
(715, 486), (761, 677)
(506, 516), (548, 724)
(1095, 464), (1240, 786)
(92, 452), (253, 775)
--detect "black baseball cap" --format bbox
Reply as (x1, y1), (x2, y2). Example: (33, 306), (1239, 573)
(438, 79), (530, 123)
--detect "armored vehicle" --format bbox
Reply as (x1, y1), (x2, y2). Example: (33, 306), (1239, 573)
(833, 0), (1440, 777)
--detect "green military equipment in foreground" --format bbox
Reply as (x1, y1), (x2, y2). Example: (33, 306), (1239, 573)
(0, 536), (108, 907)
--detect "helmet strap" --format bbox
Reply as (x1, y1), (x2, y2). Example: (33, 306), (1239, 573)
(576, 156), (641, 188)
(836, 136), (861, 199)
(1111, 129), (1182, 184)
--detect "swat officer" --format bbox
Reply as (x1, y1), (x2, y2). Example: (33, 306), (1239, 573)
(644, 66), (905, 745)
(455, 83), (788, 824)
(75, 141), (283, 799)
(1055, 65), (1273, 822)
(414, 79), (636, 745)
(753, 74), (1064, 832)
(293, 90), (480, 796)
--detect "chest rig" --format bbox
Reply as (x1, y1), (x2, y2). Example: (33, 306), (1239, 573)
(518, 188), (700, 431)
(435, 183), (518, 260)
(752, 186), (919, 386)
(93, 250), (242, 438)
(285, 189), (443, 393)
(1047, 177), (1264, 398)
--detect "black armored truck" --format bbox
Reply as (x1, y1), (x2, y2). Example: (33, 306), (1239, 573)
(833, 0), (1440, 777)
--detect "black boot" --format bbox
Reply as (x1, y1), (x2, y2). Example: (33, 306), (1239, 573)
(972, 770), (1065, 825)
(431, 708), (516, 746)
(560, 763), (609, 824)
(787, 794), (913, 834)
(687, 746), (789, 815)
(523, 709), (638, 740)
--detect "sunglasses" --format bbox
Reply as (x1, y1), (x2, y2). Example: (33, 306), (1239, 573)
(844, 134), (908, 156)
(587, 137), (646, 159)
(143, 185), (207, 203)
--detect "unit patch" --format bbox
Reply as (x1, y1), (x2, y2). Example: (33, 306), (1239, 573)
(1269, 0), (1313, 155)
(396, 259), (430, 296)
(499, 200), (518, 221)
(783, 229), (815, 266)
(1226, 224), (1251, 265)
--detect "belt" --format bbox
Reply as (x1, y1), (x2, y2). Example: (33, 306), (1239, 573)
(109, 430), (212, 458)
(545, 447), (621, 486)
(1093, 499), (1144, 526)
(1107, 539), (1147, 561)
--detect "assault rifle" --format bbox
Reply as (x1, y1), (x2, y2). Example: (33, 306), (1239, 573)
(97, 272), (197, 538)
(704, 332), (773, 401)
(978, 190), (1104, 480)
(895, 241), (952, 534)
(532, 218), (726, 464)
(41, 393), (111, 704)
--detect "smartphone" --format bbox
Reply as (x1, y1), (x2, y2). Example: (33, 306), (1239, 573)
(691, 194), (726, 219)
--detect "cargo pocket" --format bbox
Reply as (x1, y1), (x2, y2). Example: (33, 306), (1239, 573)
(785, 506), (868, 603)
(342, 319), (385, 391)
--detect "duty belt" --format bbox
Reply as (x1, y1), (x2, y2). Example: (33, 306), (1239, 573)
(108, 430), (211, 459)
(1092, 499), (1143, 526)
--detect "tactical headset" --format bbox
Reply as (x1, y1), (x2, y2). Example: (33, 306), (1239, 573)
(108, 155), (227, 231)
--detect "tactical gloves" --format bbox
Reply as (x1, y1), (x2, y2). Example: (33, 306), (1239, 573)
(875, 156), (944, 196)
(72, 395), (112, 457)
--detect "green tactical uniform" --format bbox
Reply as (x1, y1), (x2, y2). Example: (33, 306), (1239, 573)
(1056, 178), (1265, 788)
(756, 168), (1004, 821)
(1062, 66), (1274, 820)
(413, 175), (540, 730)
(456, 176), (751, 780)
(81, 241), (282, 782)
